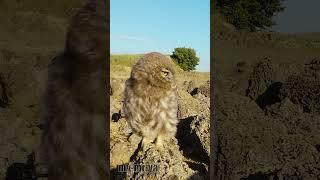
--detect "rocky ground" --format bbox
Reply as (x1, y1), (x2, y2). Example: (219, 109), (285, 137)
(214, 17), (320, 179)
(0, 44), (60, 180)
(0, 1), (83, 179)
(110, 65), (210, 179)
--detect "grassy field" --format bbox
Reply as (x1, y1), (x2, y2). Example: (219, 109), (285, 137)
(110, 54), (210, 88)
(214, 12), (320, 82)
(110, 54), (142, 67)
(111, 54), (175, 67)
(214, 12), (320, 49)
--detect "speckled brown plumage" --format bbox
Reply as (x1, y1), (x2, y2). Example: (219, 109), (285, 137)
(41, 0), (108, 179)
(123, 52), (178, 148)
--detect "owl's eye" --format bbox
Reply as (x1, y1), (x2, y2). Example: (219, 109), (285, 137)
(160, 71), (169, 77)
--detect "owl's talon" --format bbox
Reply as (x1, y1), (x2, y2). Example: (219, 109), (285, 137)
(155, 137), (163, 147)
(154, 137), (165, 153)
(141, 138), (152, 151)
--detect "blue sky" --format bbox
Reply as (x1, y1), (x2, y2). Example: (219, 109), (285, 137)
(110, 0), (210, 72)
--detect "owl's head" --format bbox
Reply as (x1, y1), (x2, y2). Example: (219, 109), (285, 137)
(131, 52), (176, 89)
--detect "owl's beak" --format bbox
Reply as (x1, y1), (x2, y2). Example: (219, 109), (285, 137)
(168, 72), (173, 80)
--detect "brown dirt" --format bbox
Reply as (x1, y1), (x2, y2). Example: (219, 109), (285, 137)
(215, 31), (320, 179)
(110, 66), (210, 179)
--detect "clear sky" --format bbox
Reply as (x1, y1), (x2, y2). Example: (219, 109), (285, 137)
(272, 0), (320, 33)
(110, 0), (210, 72)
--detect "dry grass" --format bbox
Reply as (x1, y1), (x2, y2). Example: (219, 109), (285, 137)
(110, 54), (210, 86)
(215, 12), (320, 49)
(176, 71), (209, 88)
(110, 54), (143, 67)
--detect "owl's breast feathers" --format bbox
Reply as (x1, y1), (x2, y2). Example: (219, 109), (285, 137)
(124, 86), (178, 138)
(123, 52), (178, 138)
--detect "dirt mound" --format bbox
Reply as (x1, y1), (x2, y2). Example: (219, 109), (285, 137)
(177, 89), (210, 119)
(191, 116), (210, 156)
(0, 47), (51, 179)
(110, 76), (210, 178)
(280, 75), (320, 113)
(265, 97), (303, 118)
(280, 59), (320, 114)
(126, 138), (195, 179)
(246, 57), (274, 101)
(216, 91), (320, 179)
(110, 115), (210, 179)
(216, 52), (320, 179)
(182, 80), (196, 94)
(216, 92), (274, 179)
(177, 116), (210, 166)
(189, 80), (210, 98)
(110, 118), (135, 169)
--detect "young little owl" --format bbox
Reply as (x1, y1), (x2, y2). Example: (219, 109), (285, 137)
(123, 52), (178, 149)
(41, 0), (108, 179)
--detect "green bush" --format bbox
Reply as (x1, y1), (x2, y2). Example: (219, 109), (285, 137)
(215, 0), (285, 32)
(170, 47), (199, 71)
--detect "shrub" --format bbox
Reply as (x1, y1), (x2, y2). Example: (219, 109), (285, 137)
(215, 0), (285, 31)
(170, 47), (199, 71)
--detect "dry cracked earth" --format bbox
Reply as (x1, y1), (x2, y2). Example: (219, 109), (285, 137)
(213, 16), (320, 179)
(215, 49), (320, 179)
(110, 71), (210, 179)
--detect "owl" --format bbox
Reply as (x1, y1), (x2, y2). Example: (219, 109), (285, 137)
(41, 0), (108, 179)
(123, 52), (178, 149)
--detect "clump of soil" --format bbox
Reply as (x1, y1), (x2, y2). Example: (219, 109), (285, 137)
(0, 47), (52, 179)
(246, 57), (274, 101)
(126, 138), (195, 179)
(110, 73), (210, 179)
(0, 1), (68, 178)
(280, 58), (320, 114)
(182, 80), (196, 94)
(215, 54), (320, 179)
